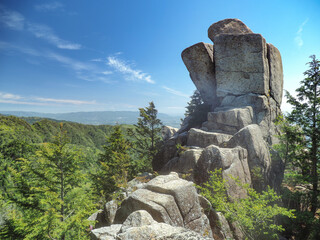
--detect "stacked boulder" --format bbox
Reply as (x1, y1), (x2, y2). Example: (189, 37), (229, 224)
(90, 19), (285, 240)
(154, 18), (284, 193)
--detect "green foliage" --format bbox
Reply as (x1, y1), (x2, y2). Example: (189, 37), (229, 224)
(184, 90), (211, 128)
(94, 125), (131, 202)
(128, 101), (163, 173)
(0, 124), (96, 239)
(197, 169), (295, 240)
(285, 55), (320, 217)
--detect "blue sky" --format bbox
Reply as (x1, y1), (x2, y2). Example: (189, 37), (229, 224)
(0, 0), (319, 115)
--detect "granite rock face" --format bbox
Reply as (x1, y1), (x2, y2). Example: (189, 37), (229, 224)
(214, 33), (270, 97)
(161, 18), (284, 193)
(91, 173), (213, 240)
(208, 18), (253, 41)
(267, 43), (284, 105)
(181, 42), (216, 105)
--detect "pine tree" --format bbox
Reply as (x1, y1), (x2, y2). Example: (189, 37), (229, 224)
(128, 101), (163, 173)
(286, 55), (320, 218)
(1, 124), (95, 239)
(184, 90), (211, 128)
(94, 125), (131, 201)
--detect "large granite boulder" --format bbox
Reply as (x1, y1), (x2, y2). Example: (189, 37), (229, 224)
(162, 148), (203, 175)
(203, 106), (254, 134)
(91, 211), (212, 240)
(227, 124), (271, 190)
(181, 42), (217, 105)
(187, 128), (232, 148)
(195, 145), (251, 199)
(161, 125), (178, 141)
(214, 33), (270, 97)
(267, 43), (283, 106)
(208, 18), (253, 41)
(114, 172), (213, 237)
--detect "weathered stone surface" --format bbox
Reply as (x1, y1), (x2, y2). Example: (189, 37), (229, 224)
(153, 132), (187, 171)
(114, 188), (183, 227)
(145, 174), (204, 227)
(204, 106), (254, 134)
(120, 210), (156, 233)
(104, 200), (118, 226)
(181, 42), (216, 105)
(214, 33), (269, 97)
(195, 145), (251, 199)
(161, 125), (178, 141)
(90, 224), (121, 240)
(117, 222), (212, 240)
(115, 172), (212, 237)
(89, 209), (108, 229)
(162, 148), (203, 174)
(267, 43), (283, 105)
(187, 128), (232, 148)
(219, 93), (281, 145)
(208, 18), (253, 42)
(227, 124), (271, 190)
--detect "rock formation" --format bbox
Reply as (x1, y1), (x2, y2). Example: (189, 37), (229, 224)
(91, 19), (285, 240)
(154, 18), (284, 193)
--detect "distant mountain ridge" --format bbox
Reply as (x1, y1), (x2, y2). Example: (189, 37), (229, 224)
(0, 111), (182, 128)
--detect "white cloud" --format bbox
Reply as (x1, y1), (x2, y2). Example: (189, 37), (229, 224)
(90, 58), (104, 62)
(295, 18), (309, 47)
(0, 99), (50, 106)
(0, 6), (24, 30)
(35, 97), (96, 105)
(47, 52), (90, 70)
(107, 56), (155, 84)
(35, 2), (64, 12)
(102, 71), (113, 75)
(162, 86), (189, 98)
(27, 23), (81, 50)
(0, 92), (22, 100)
(0, 91), (97, 106)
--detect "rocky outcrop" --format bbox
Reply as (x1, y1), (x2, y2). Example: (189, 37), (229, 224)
(156, 18), (284, 193)
(91, 173), (215, 240)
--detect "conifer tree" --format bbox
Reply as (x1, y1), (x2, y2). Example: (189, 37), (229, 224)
(286, 55), (320, 218)
(184, 90), (211, 128)
(1, 124), (95, 239)
(128, 101), (162, 173)
(94, 125), (131, 201)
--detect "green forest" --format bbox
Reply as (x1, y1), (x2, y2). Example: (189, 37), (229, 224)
(0, 102), (163, 239)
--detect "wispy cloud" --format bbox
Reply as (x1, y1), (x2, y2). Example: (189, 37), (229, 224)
(47, 52), (90, 70)
(0, 91), (96, 106)
(0, 41), (113, 84)
(35, 97), (96, 105)
(0, 6), (81, 50)
(27, 23), (81, 50)
(107, 56), (155, 84)
(90, 58), (104, 62)
(0, 92), (22, 100)
(0, 5), (24, 30)
(35, 2), (64, 12)
(162, 86), (189, 98)
(295, 18), (309, 47)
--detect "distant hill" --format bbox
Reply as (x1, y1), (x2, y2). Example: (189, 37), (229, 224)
(0, 115), (134, 150)
(0, 111), (182, 128)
